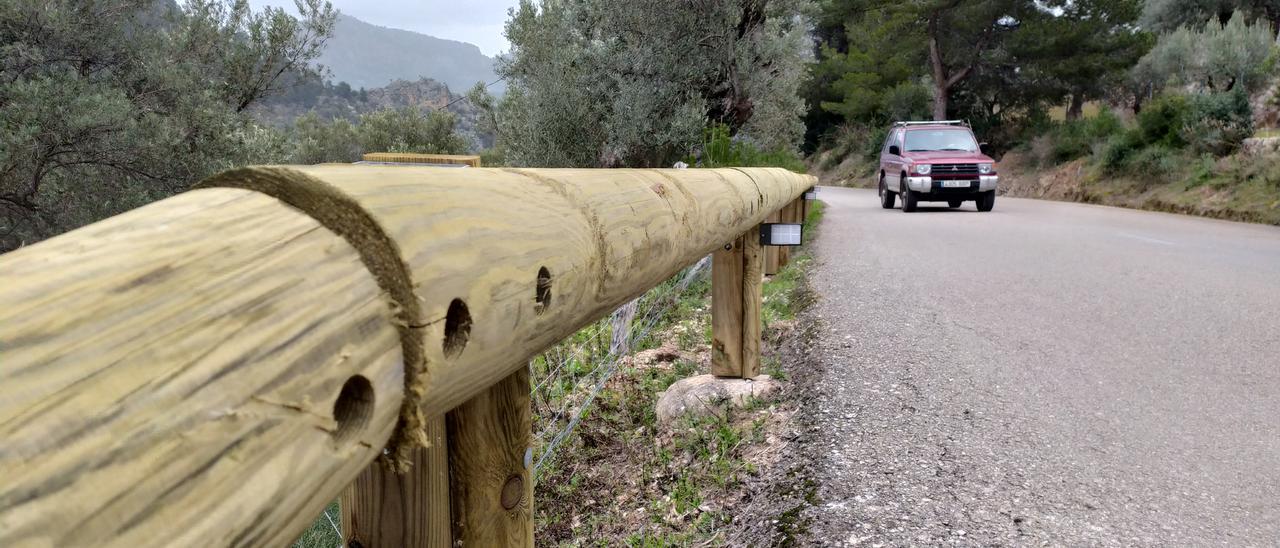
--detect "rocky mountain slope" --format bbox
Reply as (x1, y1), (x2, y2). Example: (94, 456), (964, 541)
(318, 13), (501, 93)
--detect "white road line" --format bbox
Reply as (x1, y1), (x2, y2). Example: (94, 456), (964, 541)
(1118, 232), (1177, 246)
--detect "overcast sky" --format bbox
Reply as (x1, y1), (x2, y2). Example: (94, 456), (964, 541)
(247, 0), (519, 56)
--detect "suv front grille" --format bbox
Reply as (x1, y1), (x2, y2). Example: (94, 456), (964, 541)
(931, 163), (979, 175)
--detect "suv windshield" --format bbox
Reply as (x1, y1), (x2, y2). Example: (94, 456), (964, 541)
(904, 129), (978, 152)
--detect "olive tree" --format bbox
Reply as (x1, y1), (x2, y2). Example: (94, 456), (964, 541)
(290, 107), (470, 164)
(481, 0), (812, 168)
(1133, 11), (1277, 94)
(0, 0), (334, 252)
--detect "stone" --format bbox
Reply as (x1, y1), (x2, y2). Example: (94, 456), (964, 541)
(655, 374), (782, 424)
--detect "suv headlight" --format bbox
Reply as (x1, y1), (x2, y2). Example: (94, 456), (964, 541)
(914, 164), (931, 175)
(979, 163), (993, 174)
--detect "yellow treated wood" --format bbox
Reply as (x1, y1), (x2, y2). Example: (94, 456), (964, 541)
(776, 198), (805, 268)
(712, 226), (762, 378)
(341, 416), (451, 548)
(362, 152), (482, 167)
(712, 235), (745, 377)
(0, 189), (404, 547)
(198, 166), (814, 464)
(763, 209), (782, 276)
(0, 166), (811, 546)
(741, 226), (763, 379)
(446, 367), (533, 547)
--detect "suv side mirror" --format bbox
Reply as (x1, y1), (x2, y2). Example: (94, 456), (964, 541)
(979, 142), (989, 154)
(888, 145), (901, 156)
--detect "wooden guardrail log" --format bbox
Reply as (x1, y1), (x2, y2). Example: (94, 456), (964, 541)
(0, 166), (813, 546)
(0, 189), (404, 546)
(361, 152), (482, 167)
(197, 165), (814, 466)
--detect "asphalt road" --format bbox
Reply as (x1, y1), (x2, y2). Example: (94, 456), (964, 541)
(799, 187), (1280, 546)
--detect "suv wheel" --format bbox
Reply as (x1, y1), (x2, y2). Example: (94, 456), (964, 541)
(879, 176), (896, 209)
(948, 199), (962, 208)
(977, 190), (996, 212)
(901, 177), (918, 212)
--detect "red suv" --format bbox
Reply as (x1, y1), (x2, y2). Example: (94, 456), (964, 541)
(877, 121), (998, 212)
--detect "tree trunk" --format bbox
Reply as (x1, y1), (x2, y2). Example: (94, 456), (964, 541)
(1066, 93), (1084, 121)
(933, 85), (949, 120)
(928, 14), (948, 121)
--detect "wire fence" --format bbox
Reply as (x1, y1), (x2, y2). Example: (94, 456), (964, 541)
(292, 258), (711, 547)
(529, 257), (710, 477)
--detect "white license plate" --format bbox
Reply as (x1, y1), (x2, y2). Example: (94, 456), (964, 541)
(941, 180), (972, 188)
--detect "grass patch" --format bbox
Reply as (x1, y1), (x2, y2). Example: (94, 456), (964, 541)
(533, 204), (822, 545)
(291, 501), (340, 548)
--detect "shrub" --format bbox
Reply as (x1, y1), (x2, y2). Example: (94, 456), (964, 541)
(1100, 132), (1143, 172)
(692, 124), (806, 171)
(1127, 145), (1181, 179)
(1182, 88), (1253, 156)
(861, 125), (890, 160)
(816, 123), (885, 169)
(1047, 109), (1124, 164)
(1136, 93), (1190, 148)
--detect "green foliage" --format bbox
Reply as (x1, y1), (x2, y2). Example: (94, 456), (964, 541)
(1133, 11), (1278, 95)
(1183, 88), (1254, 155)
(1016, 0), (1152, 114)
(291, 113), (362, 164)
(272, 106), (472, 165)
(357, 108), (469, 156)
(812, 5), (925, 123)
(1100, 133), (1140, 172)
(880, 82), (934, 122)
(1141, 0), (1280, 33)
(814, 123), (887, 178)
(687, 125), (807, 172)
(1098, 90), (1250, 173)
(1136, 93), (1192, 148)
(808, 0), (1148, 157)
(1097, 95), (1187, 172)
(1044, 110), (1126, 163)
(0, 0), (335, 251)
(478, 148), (507, 168)
(483, 0), (810, 168)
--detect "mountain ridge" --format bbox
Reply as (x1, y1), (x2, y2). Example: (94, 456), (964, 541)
(318, 13), (502, 94)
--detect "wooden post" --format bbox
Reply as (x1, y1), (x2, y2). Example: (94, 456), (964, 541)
(341, 417), (452, 548)
(763, 209), (781, 276)
(711, 226), (763, 378)
(446, 367), (534, 546)
(776, 207), (792, 270)
(776, 198), (806, 270)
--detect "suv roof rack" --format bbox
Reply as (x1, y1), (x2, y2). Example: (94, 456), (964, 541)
(893, 120), (967, 127)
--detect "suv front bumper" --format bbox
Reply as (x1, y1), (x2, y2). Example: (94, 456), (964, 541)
(906, 175), (998, 193)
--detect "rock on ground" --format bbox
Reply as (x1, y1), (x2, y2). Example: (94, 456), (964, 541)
(656, 374), (780, 424)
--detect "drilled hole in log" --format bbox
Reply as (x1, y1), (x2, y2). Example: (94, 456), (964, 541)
(535, 267), (552, 314)
(443, 298), (471, 358)
(333, 375), (374, 445)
